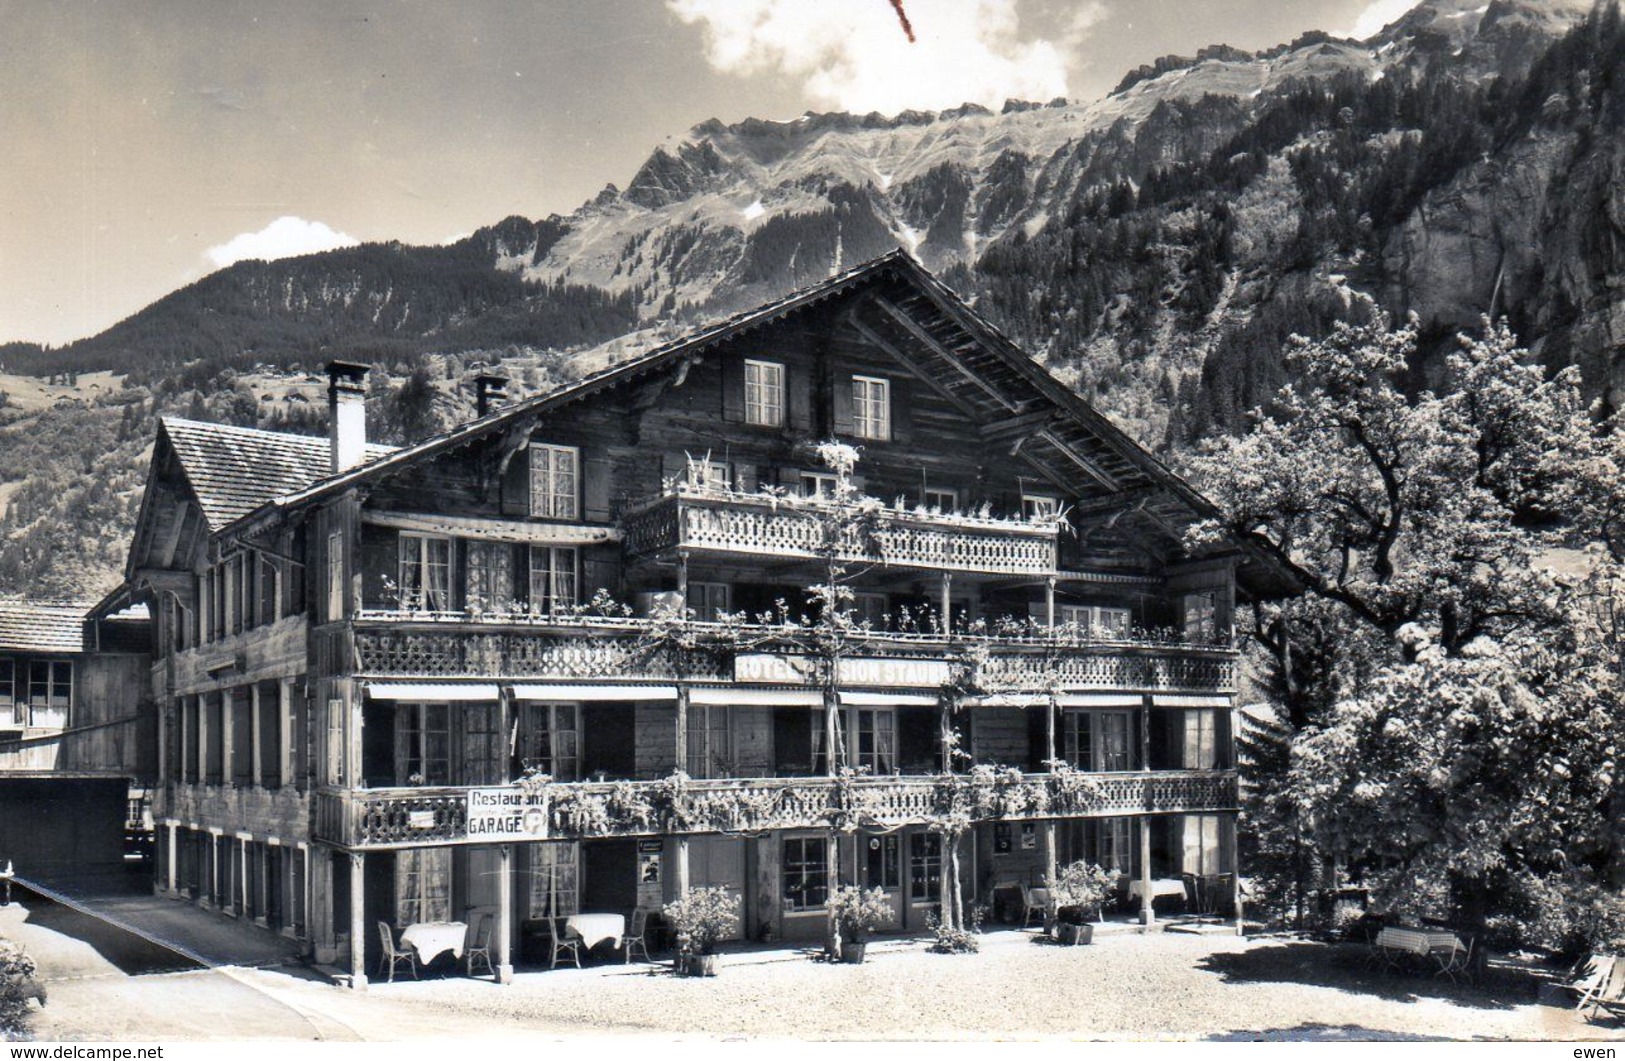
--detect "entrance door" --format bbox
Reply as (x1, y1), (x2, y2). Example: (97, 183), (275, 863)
(689, 837), (746, 940)
(906, 829), (943, 926)
(859, 833), (905, 931)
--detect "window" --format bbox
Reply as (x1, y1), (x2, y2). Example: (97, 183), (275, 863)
(1180, 710), (1218, 771)
(782, 836), (829, 912)
(1180, 814), (1223, 875)
(1064, 710), (1134, 772)
(528, 546), (578, 614)
(0, 659), (13, 723)
(688, 582), (731, 622)
(865, 834), (901, 890)
(1183, 591), (1219, 643)
(25, 660), (71, 727)
(854, 709), (896, 774)
(686, 703), (733, 779)
(465, 541), (515, 614)
(397, 534), (453, 612)
(1022, 494), (1060, 520)
(1057, 604), (1132, 638)
(527, 842), (579, 919)
(516, 702), (579, 781)
(326, 531), (344, 621)
(922, 487), (957, 513)
(686, 459), (731, 491)
(1096, 817), (1133, 874)
(908, 832), (942, 903)
(395, 848), (452, 927)
(529, 444), (580, 520)
(324, 698), (345, 787)
(799, 472), (838, 500)
(744, 360), (784, 427)
(852, 592), (888, 630)
(851, 375), (890, 440)
(257, 553), (279, 627)
(395, 703), (451, 785)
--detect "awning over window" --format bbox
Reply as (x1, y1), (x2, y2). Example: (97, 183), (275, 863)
(969, 692), (1049, 709)
(510, 684), (678, 702)
(364, 682), (500, 701)
(839, 691), (937, 706)
(1058, 693), (1144, 708)
(1152, 694), (1232, 708)
(689, 687), (823, 707)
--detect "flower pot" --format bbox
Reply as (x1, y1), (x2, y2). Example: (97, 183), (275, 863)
(839, 941), (867, 964)
(1057, 922), (1094, 946)
(682, 953), (718, 977)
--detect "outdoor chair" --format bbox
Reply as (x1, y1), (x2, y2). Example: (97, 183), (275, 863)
(464, 909), (495, 977)
(1577, 954), (1625, 1021)
(1425, 929), (1474, 984)
(376, 921), (417, 983)
(547, 916), (582, 970)
(1020, 885), (1047, 929)
(1181, 873), (1200, 913)
(623, 908), (652, 964)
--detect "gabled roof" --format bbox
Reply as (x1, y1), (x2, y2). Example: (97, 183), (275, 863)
(159, 417), (396, 533)
(0, 600), (92, 654)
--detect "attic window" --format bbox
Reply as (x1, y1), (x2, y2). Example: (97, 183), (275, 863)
(744, 360), (784, 427)
(852, 375), (890, 441)
(529, 444), (580, 520)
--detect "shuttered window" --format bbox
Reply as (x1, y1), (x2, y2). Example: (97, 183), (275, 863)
(851, 375), (890, 440)
(529, 444), (579, 519)
(744, 360), (785, 427)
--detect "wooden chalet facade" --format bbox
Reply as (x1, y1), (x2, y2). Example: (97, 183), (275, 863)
(121, 253), (1292, 986)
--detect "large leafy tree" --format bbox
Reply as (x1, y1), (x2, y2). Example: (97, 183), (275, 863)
(1187, 307), (1625, 925)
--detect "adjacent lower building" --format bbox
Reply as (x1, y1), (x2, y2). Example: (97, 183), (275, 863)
(0, 598), (154, 882)
(117, 252), (1294, 984)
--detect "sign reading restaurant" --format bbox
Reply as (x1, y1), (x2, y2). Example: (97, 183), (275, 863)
(734, 653), (950, 687)
(465, 788), (550, 840)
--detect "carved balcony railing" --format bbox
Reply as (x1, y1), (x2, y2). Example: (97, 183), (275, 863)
(344, 617), (1234, 693)
(622, 488), (1058, 576)
(313, 770), (1240, 849)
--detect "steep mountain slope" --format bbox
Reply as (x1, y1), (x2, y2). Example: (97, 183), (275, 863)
(0, 0), (1617, 597)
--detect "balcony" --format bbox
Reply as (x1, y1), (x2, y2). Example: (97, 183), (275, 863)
(344, 616), (1235, 693)
(622, 487), (1058, 576)
(313, 769), (1241, 848)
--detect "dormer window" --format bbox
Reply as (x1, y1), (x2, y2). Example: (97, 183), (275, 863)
(852, 375), (890, 441)
(744, 360), (784, 427)
(529, 444), (579, 520)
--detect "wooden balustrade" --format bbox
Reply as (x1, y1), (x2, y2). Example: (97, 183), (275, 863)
(315, 770), (1240, 849)
(347, 619), (1234, 692)
(623, 491), (1057, 575)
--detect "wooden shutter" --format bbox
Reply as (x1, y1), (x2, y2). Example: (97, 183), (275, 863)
(501, 449), (529, 516)
(583, 456), (612, 521)
(787, 363), (812, 431)
(831, 372), (854, 436)
(582, 552), (621, 600)
(722, 357), (744, 423)
(890, 377), (912, 444)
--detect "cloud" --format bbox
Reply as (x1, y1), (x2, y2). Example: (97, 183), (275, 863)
(668, 0), (1093, 114)
(204, 216), (359, 269)
(1345, 0), (1423, 39)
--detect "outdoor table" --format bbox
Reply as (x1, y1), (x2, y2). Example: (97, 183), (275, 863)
(566, 912), (626, 951)
(400, 921), (467, 965)
(1127, 878), (1186, 901)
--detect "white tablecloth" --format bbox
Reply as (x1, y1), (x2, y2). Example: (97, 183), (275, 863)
(1127, 879), (1187, 901)
(401, 921), (467, 964)
(566, 912), (626, 950)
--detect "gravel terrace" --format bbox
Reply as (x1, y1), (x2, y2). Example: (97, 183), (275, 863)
(194, 929), (1625, 1042)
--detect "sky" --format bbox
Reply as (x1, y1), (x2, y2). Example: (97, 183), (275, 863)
(0, 0), (1419, 347)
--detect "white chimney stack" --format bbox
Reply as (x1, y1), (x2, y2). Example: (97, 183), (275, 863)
(326, 360), (370, 473)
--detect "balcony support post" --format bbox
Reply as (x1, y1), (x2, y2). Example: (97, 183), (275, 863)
(348, 851), (367, 990)
(1138, 817), (1154, 926)
(939, 573), (953, 633)
(676, 548), (690, 609)
(675, 686), (689, 776)
(1225, 815), (1244, 936)
(675, 836), (690, 897)
(1045, 576), (1056, 629)
(250, 683), (263, 787)
(497, 844), (514, 983)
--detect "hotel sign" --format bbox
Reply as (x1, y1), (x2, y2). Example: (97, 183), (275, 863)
(465, 788), (551, 840)
(734, 654), (948, 688)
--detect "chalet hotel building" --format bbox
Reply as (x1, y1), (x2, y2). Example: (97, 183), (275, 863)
(110, 253), (1291, 985)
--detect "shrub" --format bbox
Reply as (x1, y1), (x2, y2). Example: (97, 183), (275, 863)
(0, 939), (41, 1040)
(662, 886), (740, 957)
(1046, 860), (1121, 924)
(926, 903), (984, 954)
(827, 885), (893, 942)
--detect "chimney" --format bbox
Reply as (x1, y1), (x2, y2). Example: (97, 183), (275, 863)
(474, 373), (510, 418)
(326, 360), (370, 473)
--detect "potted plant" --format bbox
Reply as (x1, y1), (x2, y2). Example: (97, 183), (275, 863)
(1046, 861), (1120, 945)
(827, 885), (893, 963)
(662, 886), (740, 976)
